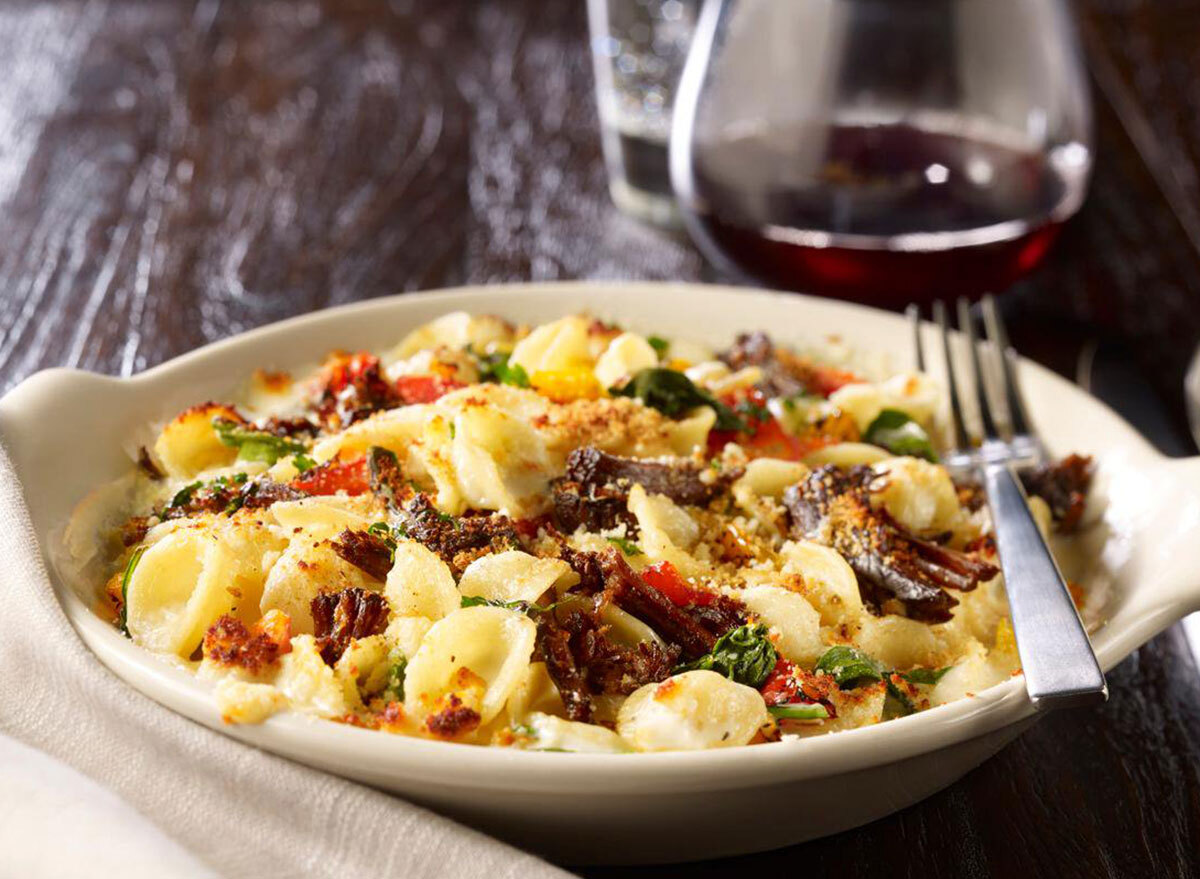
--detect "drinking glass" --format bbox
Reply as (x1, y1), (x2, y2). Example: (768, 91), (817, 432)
(588, 0), (701, 226)
(670, 0), (1094, 304)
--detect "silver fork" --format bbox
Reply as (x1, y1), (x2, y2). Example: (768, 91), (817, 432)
(908, 296), (1107, 710)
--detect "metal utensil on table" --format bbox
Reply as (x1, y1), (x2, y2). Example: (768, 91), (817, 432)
(908, 296), (1108, 710)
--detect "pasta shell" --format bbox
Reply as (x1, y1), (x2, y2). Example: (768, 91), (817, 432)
(403, 606), (537, 726)
(617, 670), (768, 752)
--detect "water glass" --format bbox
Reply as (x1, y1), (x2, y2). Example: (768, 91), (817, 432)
(588, 0), (700, 226)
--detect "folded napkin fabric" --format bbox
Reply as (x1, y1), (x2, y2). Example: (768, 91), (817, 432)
(0, 443), (574, 879)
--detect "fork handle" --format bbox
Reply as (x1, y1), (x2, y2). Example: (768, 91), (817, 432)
(982, 461), (1108, 710)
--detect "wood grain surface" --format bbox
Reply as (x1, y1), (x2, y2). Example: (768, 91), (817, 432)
(1, 2), (1198, 877)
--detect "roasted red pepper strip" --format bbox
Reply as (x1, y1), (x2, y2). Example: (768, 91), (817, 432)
(805, 364), (861, 398)
(706, 388), (826, 461)
(639, 560), (718, 608)
(395, 374), (465, 404)
(760, 657), (838, 716)
(291, 457), (370, 496)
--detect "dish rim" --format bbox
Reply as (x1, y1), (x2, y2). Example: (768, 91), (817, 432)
(3, 280), (1198, 794)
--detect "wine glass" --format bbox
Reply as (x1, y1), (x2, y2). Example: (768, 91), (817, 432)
(670, 0), (1094, 305)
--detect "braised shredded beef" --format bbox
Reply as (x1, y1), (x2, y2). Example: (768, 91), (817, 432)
(552, 480), (634, 535)
(535, 594), (681, 723)
(255, 415), (321, 438)
(425, 695), (482, 738)
(121, 516), (151, 547)
(536, 616), (595, 722)
(784, 466), (998, 623)
(203, 615), (285, 672)
(720, 332), (809, 398)
(241, 480), (307, 509)
(575, 619), (679, 697)
(331, 529), (394, 581)
(316, 354), (401, 429)
(161, 478), (306, 519)
(1020, 453), (1093, 532)
(310, 588), (390, 665)
(568, 446), (727, 507)
(597, 549), (724, 660)
(551, 446), (732, 534)
(719, 331), (855, 399)
(367, 446), (409, 511)
(401, 493), (522, 575)
(560, 547), (607, 595)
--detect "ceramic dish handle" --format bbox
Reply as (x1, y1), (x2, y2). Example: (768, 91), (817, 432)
(1097, 454), (1200, 667)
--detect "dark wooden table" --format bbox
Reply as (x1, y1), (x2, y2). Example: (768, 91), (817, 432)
(2, 2), (1198, 876)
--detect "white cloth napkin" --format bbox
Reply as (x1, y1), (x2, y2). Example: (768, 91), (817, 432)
(0, 443), (574, 879)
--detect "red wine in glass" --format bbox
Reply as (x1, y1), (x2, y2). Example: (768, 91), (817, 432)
(680, 121), (1090, 305)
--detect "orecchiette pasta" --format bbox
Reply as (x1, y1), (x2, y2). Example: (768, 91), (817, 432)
(76, 311), (1096, 751)
(457, 551), (578, 604)
(617, 671), (769, 752)
(385, 542), (460, 621)
(403, 606), (537, 727)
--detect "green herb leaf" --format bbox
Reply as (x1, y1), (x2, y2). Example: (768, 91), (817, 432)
(767, 702), (830, 721)
(459, 595), (564, 616)
(212, 418), (307, 465)
(676, 623), (777, 688)
(605, 536), (643, 557)
(814, 645), (884, 688)
(863, 409), (937, 462)
(386, 654), (407, 699)
(367, 521), (403, 561)
(167, 481), (202, 511)
(735, 399), (770, 424)
(292, 453), (316, 473)
(647, 335), (670, 358)
(900, 666), (952, 686)
(610, 368), (745, 432)
(117, 546), (147, 637)
(883, 678), (917, 719)
(473, 348), (531, 388)
(224, 481), (255, 515)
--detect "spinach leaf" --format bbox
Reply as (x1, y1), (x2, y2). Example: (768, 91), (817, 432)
(816, 647), (952, 718)
(117, 546), (147, 637)
(676, 623), (777, 688)
(647, 335), (670, 358)
(163, 472), (248, 515)
(863, 409), (937, 462)
(605, 536), (643, 557)
(212, 418), (307, 464)
(610, 368), (745, 432)
(472, 348), (531, 388)
(883, 678), (917, 719)
(900, 666), (952, 685)
(366, 520), (406, 562)
(459, 595), (564, 615)
(386, 654), (407, 699)
(292, 453), (316, 473)
(768, 703), (829, 721)
(167, 480), (202, 511)
(814, 645), (884, 688)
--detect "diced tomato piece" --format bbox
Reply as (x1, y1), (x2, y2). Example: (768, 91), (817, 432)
(395, 374), (464, 405)
(323, 352), (381, 396)
(291, 457), (370, 496)
(806, 364), (861, 398)
(760, 658), (802, 705)
(640, 561), (717, 607)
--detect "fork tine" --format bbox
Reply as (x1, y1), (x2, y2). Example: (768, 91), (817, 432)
(957, 297), (999, 439)
(981, 295), (1032, 437)
(906, 304), (926, 371)
(934, 300), (970, 450)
